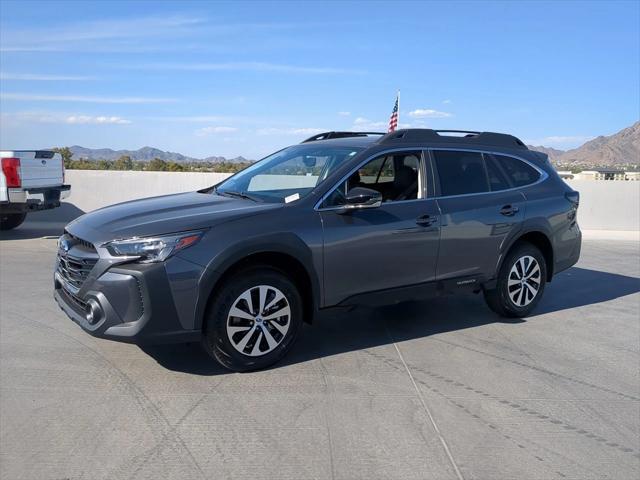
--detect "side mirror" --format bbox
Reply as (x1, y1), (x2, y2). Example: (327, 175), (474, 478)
(337, 187), (382, 213)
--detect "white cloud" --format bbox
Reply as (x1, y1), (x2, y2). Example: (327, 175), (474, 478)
(351, 117), (387, 130)
(525, 135), (594, 148)
(442, 99), (452, 104)
(66, 115), (131, 125)
(195, 126), (239, 136)
(0, 73), (94, 81)
(134, 62), (364, 75)
(1, 93), (176, 104)
(408, 109), (453, 118)
(256, 127), (325, 136)
(1, 111), (131, 125)
(338, 111), (351, 116)
(1, 15), (205, 52)
(145, 115), (245, 123)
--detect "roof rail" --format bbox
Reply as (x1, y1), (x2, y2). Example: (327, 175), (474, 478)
(302, 131), (386, 143)
(377, 129), (528, 150)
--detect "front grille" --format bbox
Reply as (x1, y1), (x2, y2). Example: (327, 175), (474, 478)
(59, 285), (88, 312)
(57, 253), (97, 290)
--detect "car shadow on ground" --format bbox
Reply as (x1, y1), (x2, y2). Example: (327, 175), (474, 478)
(0, 203), (85, 240)
(140, 266), (640, 375)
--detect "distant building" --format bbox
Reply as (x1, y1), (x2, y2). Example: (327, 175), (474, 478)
(624, 171), (640, 181)
(574, 169), (626, 181)
(556, 170), (574, 180)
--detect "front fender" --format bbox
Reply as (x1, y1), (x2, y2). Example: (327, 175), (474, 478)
(193, 232), (321, 331)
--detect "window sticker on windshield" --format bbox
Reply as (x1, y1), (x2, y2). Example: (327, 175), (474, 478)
(285, 193), (300, 203)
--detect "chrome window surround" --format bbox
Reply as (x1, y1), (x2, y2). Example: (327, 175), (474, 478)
(314, 147), (549, 211)
(314, 147), (427, 212)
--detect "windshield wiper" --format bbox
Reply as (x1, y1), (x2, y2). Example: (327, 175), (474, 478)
(218, 189), (261, 202)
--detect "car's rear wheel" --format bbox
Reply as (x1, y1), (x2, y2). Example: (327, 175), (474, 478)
(202, 267), (303, 372)
(0, 212), (27, 231)
(484, 242), (547, 317)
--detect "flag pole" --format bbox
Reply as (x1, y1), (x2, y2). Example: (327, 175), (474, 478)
(397, 90), (400, 126)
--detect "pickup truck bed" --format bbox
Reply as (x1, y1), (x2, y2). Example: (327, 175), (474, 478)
(1, 150), (71, 230)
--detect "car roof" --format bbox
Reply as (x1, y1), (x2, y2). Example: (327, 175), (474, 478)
(300, 129), (529, 153)
(297, 135), (381, 149)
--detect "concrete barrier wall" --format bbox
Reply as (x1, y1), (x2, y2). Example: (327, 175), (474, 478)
(565, 180), (640, 231)
(64, 170), (232, 212)
(61, 171), (639, 231)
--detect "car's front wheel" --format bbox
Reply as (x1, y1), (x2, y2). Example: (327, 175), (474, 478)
(484, 242), (547, 317)
(202, 267), (303, 372)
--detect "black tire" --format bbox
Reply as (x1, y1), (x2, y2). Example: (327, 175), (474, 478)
(0, 212), (27, 231)
(202, 267), (303, 372)
(484, 242), (547, 318)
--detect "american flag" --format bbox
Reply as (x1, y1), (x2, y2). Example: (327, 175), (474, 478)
(388, 93), (399, 132)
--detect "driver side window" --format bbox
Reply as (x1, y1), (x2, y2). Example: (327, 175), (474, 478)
(322, 151), (422, 208)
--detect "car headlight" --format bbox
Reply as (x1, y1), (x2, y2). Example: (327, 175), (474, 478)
(103, 230), (205, 263)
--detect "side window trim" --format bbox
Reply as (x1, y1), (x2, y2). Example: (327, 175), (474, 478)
(315, 147), (427, 211)
(427, 148), (548, 199)
(482, 152), (514, 191)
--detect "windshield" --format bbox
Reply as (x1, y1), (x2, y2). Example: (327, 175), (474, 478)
(215, 144), (363, 203)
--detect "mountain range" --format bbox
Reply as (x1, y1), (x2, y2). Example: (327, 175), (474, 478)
(527, 121), (639, 168)
(67, 145), (251, 164)
(66, 121), (639, 168)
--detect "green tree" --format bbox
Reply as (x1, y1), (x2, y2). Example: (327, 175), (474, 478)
(166, 161), (184, 172)
(53, 147), (73, 168)
(147, 158), (167, 171)
(113, 155), (133, 170)
(96, 159), (112, 170)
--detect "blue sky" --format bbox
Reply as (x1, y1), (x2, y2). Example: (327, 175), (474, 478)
(1, 0), (638, 159)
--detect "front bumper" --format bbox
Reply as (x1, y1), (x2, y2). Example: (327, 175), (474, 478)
(2, 185), (71, 213)
(53, 249), (202, 344)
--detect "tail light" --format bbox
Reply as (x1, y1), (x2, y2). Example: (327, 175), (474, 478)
(565, 190), (579, 207)
(1, 158), (21, 187)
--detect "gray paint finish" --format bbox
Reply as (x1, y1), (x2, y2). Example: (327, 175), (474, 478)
(55, 135), (581, 345)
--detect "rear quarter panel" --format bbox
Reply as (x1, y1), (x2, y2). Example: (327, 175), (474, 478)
(519, 175), (580, 275)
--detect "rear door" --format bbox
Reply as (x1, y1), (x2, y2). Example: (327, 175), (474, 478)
(431, 149), (525, 281)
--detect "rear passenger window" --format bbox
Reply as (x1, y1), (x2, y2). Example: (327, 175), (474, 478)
(484, 154), (511, 191)
(433, 150), (488, 196)
(494, 154), (540, 187)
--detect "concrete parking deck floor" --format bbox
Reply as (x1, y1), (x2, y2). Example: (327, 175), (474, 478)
(1, 219), (639, 480)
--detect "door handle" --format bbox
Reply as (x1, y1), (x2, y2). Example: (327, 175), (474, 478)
(500, 205), (520, 217)
(416, 214), (438, 227)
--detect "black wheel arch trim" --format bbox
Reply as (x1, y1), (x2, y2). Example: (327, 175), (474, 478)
(495, 219), (555, 283)
(194, 233), (321, 331)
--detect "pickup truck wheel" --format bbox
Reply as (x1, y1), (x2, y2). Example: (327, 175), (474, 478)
(202, 267), (303, 372)
(0, 212), (27, 230)
(484, 242), (547, 318)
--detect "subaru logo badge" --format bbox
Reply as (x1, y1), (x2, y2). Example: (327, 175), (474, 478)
(59, 235), (71, 253)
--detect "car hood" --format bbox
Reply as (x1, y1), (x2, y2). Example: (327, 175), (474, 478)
(65, 191), (282, 244)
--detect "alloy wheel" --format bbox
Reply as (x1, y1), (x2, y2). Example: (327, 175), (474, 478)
(226, 285), (291, 357)
(507, 255), (541, 307)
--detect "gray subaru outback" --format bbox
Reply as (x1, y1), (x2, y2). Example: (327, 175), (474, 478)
(54, 129), (581, 371)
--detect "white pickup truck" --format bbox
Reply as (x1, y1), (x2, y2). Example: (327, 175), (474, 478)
(0, 150), (71, 230)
